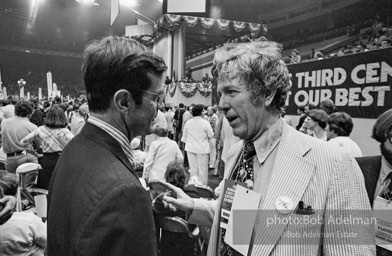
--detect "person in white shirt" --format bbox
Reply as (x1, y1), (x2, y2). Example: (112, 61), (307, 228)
(143, 123), (183, 183)
(164, 106), (174, 140)
(181, 104), (214, 185)
(145, 109), (167, 152)
(0, 171), (46, 256)
(69, 103), (89, 135)
(131, 137), (147, 176)
(326, 112), (362, 158)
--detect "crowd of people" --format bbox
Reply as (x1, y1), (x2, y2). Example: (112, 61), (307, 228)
(0, 35), (390, 256)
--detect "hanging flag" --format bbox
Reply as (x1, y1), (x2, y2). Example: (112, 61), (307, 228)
(47, 71), (53, 98)
(0, 69), (2, 92)
(20, 86), (25, 99)
(38, 87), (42, 101)
(53, 82), (58, 98)
(111, 0), (119, 26)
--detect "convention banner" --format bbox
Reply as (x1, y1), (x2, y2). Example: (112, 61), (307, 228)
(286, 48), (392, 118)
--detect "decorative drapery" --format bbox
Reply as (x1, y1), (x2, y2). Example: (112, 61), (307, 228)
(165, 81), (213, 98)
(157, 14), (266, 34)
(169, 82), (176, 97)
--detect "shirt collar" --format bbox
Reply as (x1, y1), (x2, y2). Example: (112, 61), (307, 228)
(253, 118), (284, 164)
(380, 156), (392, 184)
(88, 116), (134, 164)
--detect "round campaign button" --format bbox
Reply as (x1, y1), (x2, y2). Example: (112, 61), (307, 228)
(275, 196), (294, 215)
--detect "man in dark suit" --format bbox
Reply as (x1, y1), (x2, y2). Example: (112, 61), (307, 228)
(356, 109), (392, 207)
(174, 103), (186, 143)
(47, 36), (167, 256)
(356, 108), (392, 256)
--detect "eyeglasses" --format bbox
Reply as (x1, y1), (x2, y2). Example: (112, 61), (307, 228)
(138, 89), (165, 103)
(387, 134), (392, 144)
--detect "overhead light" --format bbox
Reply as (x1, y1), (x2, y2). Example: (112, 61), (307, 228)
(76, 0), (100, 5)
(157, 0), (163, 2)
(120, 0), (138, 8)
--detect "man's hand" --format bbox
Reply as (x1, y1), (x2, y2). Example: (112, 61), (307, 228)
(0, 196), (16, 225)
(159, 181), (194, 213)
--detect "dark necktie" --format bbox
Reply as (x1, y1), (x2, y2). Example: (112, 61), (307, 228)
(230, 141), (256, 188)
(380, 172), (392, 201)
(220, 141), (256, 256)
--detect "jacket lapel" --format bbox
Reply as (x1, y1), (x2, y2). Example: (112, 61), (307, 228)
(80, 123), (138, 179)
(251, 124), (316, 256)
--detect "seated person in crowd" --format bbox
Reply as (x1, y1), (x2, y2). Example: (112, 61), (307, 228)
(153, 161), (199, 221)
(326, 112), (362, 158)
(143, 123), (183, 183)
(131, 137), (147, 176)
(0, 171), (46, 256)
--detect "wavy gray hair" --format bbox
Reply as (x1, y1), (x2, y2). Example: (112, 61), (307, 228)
(212, 41), (291, 112)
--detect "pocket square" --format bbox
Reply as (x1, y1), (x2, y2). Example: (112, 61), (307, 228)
(294, 201), (315, 215)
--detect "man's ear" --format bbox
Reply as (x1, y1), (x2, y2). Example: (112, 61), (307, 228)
(113, 89), (135, 114)
(264, 90), (276, 107)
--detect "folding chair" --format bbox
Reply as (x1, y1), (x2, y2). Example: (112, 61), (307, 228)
(15, 163), (48, 219)
(159, 216), (200, 256)
(195, 184), (215, 200)
(148, 179), (167, 193)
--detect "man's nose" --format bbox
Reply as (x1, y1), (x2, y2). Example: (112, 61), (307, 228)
(218, 95), (229, 112)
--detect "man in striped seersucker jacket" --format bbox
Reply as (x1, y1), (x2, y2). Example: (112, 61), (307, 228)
(161, 40), (376, 256)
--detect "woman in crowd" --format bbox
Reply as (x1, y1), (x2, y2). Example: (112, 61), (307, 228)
(20, 106), (74, 189)
(181, 104), (214, 185)
(153, 161), (199, 256)
(143, 123), (183, 183)
(303, 109), (329, 140)
(153, 161), (199, 219)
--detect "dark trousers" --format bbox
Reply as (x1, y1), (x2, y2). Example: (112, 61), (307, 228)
(37, 152), (61, 190)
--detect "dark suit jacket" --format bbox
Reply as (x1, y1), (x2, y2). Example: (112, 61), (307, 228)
(355, 155), (382, 207)
(47, 123), (157, 256)
(174, 108), (185, 131)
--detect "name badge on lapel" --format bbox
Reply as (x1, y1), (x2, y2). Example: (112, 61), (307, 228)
(221, 179), (261, 256)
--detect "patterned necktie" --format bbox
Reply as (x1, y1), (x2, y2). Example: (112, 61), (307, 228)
(381, 172), (392, 201)
(220, 141), (256, 256)
(230, 141), (257, 188)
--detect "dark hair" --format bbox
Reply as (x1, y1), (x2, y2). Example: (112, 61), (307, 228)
(15, 100), (33, 117)
(82, 36), (167, 112)
(59, 103), (68, 112)
(43, 101), (51, 109)
(372, 109), (392, 143)
(298, 105), (305, 112)
(305, 103), (316, 110)
(45, 106), (68, 128)
(179, 103), (184, 108)
(308, 109), (328, 129)
(192, 104), (204, 116)
(327, 112), (353, 136)
(53, 96), (61, 104)
(165, 161), (186, 189)
(0, 171), (18, 196)
(73, 103), (80, 111)
(319, 100), (337, 115)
